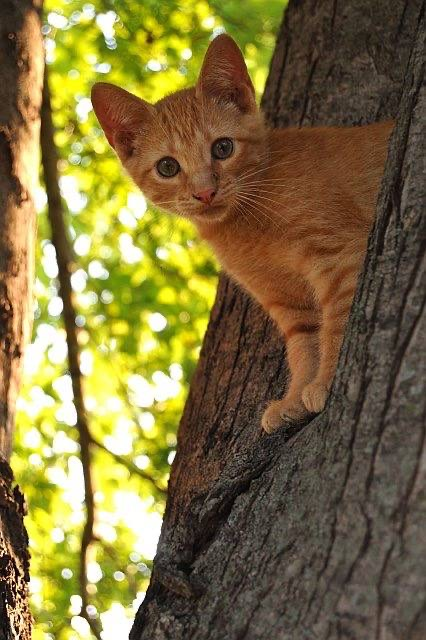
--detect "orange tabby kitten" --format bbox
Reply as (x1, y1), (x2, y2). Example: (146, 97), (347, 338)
(91, 35), (392, 433)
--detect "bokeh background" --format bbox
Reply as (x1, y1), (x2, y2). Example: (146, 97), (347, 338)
(12, 1), (283, 637)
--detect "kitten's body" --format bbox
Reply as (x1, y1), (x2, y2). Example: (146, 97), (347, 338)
(198, 120), (391, 429)
(92, 36), (392, 431)
(201, 123), (389, 299)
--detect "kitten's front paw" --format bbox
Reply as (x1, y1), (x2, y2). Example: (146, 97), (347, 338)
(261, 399), (309, 434)
(302, 381), (329, 414)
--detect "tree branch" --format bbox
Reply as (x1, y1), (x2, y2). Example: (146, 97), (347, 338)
(40, 67), (101, 640)
(89, 434), (167, 495)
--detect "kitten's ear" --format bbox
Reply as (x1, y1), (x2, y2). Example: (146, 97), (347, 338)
(91, 82), (155, 158)
(196, 34), (256, 113)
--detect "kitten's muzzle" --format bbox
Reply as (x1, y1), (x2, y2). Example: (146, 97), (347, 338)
(192, 188), (216, 205)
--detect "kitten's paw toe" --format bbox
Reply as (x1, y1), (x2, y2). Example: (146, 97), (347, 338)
(302, 382), (329, 414)
(261, 405), (287, 434)
(261, 400), (308, 434)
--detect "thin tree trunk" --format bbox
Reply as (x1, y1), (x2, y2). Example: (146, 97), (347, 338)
(40, 71), (102, 640)
(0, 1), (43, 637)
(130, 1), (425, 639)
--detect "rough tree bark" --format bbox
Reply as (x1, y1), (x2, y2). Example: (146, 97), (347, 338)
(0, 1), (43, 637)
(131, 1), (425, 639)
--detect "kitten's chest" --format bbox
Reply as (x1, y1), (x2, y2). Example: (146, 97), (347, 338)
(206, 229), (308, 307)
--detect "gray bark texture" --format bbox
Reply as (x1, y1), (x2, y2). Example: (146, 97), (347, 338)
(130, 1), (425, 639)
(0, 1), (43, 638)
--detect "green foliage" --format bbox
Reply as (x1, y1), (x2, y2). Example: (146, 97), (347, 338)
(12, 0), (283, 637)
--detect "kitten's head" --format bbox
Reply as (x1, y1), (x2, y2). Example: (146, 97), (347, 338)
(91, 35), (268, 224)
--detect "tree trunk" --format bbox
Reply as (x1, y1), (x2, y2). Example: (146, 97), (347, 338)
(131, 1), (426, 639)
(0, 1), (43, 637)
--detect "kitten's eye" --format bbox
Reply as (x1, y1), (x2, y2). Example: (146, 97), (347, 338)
(211, 138), (234, 160)
(156, 157), (180, 178)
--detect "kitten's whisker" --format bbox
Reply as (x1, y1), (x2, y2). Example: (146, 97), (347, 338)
(241, 200), (279, 230)
(152, 202), (181, 211)
(237, 190), (289, 217)
(241, 193), (289, 228)
(237, 157), (296, 182)
(240, 188), (290, 200)
(236, 193), (286, 231)
(238, 178), (291, 185)
(152, 199), (178, 206)
(237, 164), (288, 183)
(237, 165), (267, 182)
(238, 179), (312, 193)
(234, 194), (266, 227)
(234, 201), (257, 229)
(238, 182), (314, 202)
(238, 191), (292, 213)
(238, 186), (289, 198)
(238, 202), (264, 228)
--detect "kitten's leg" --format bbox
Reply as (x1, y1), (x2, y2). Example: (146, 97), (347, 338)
(262, 307), (320, 433)
(302, 270), (356, 414)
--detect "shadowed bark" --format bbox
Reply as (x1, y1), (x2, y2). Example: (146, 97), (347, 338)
(131, 1), (425, 639)
(0, 1), (43, 637)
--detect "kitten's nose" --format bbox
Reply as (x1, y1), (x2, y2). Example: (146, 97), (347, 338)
(193, 188), (216, 205)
